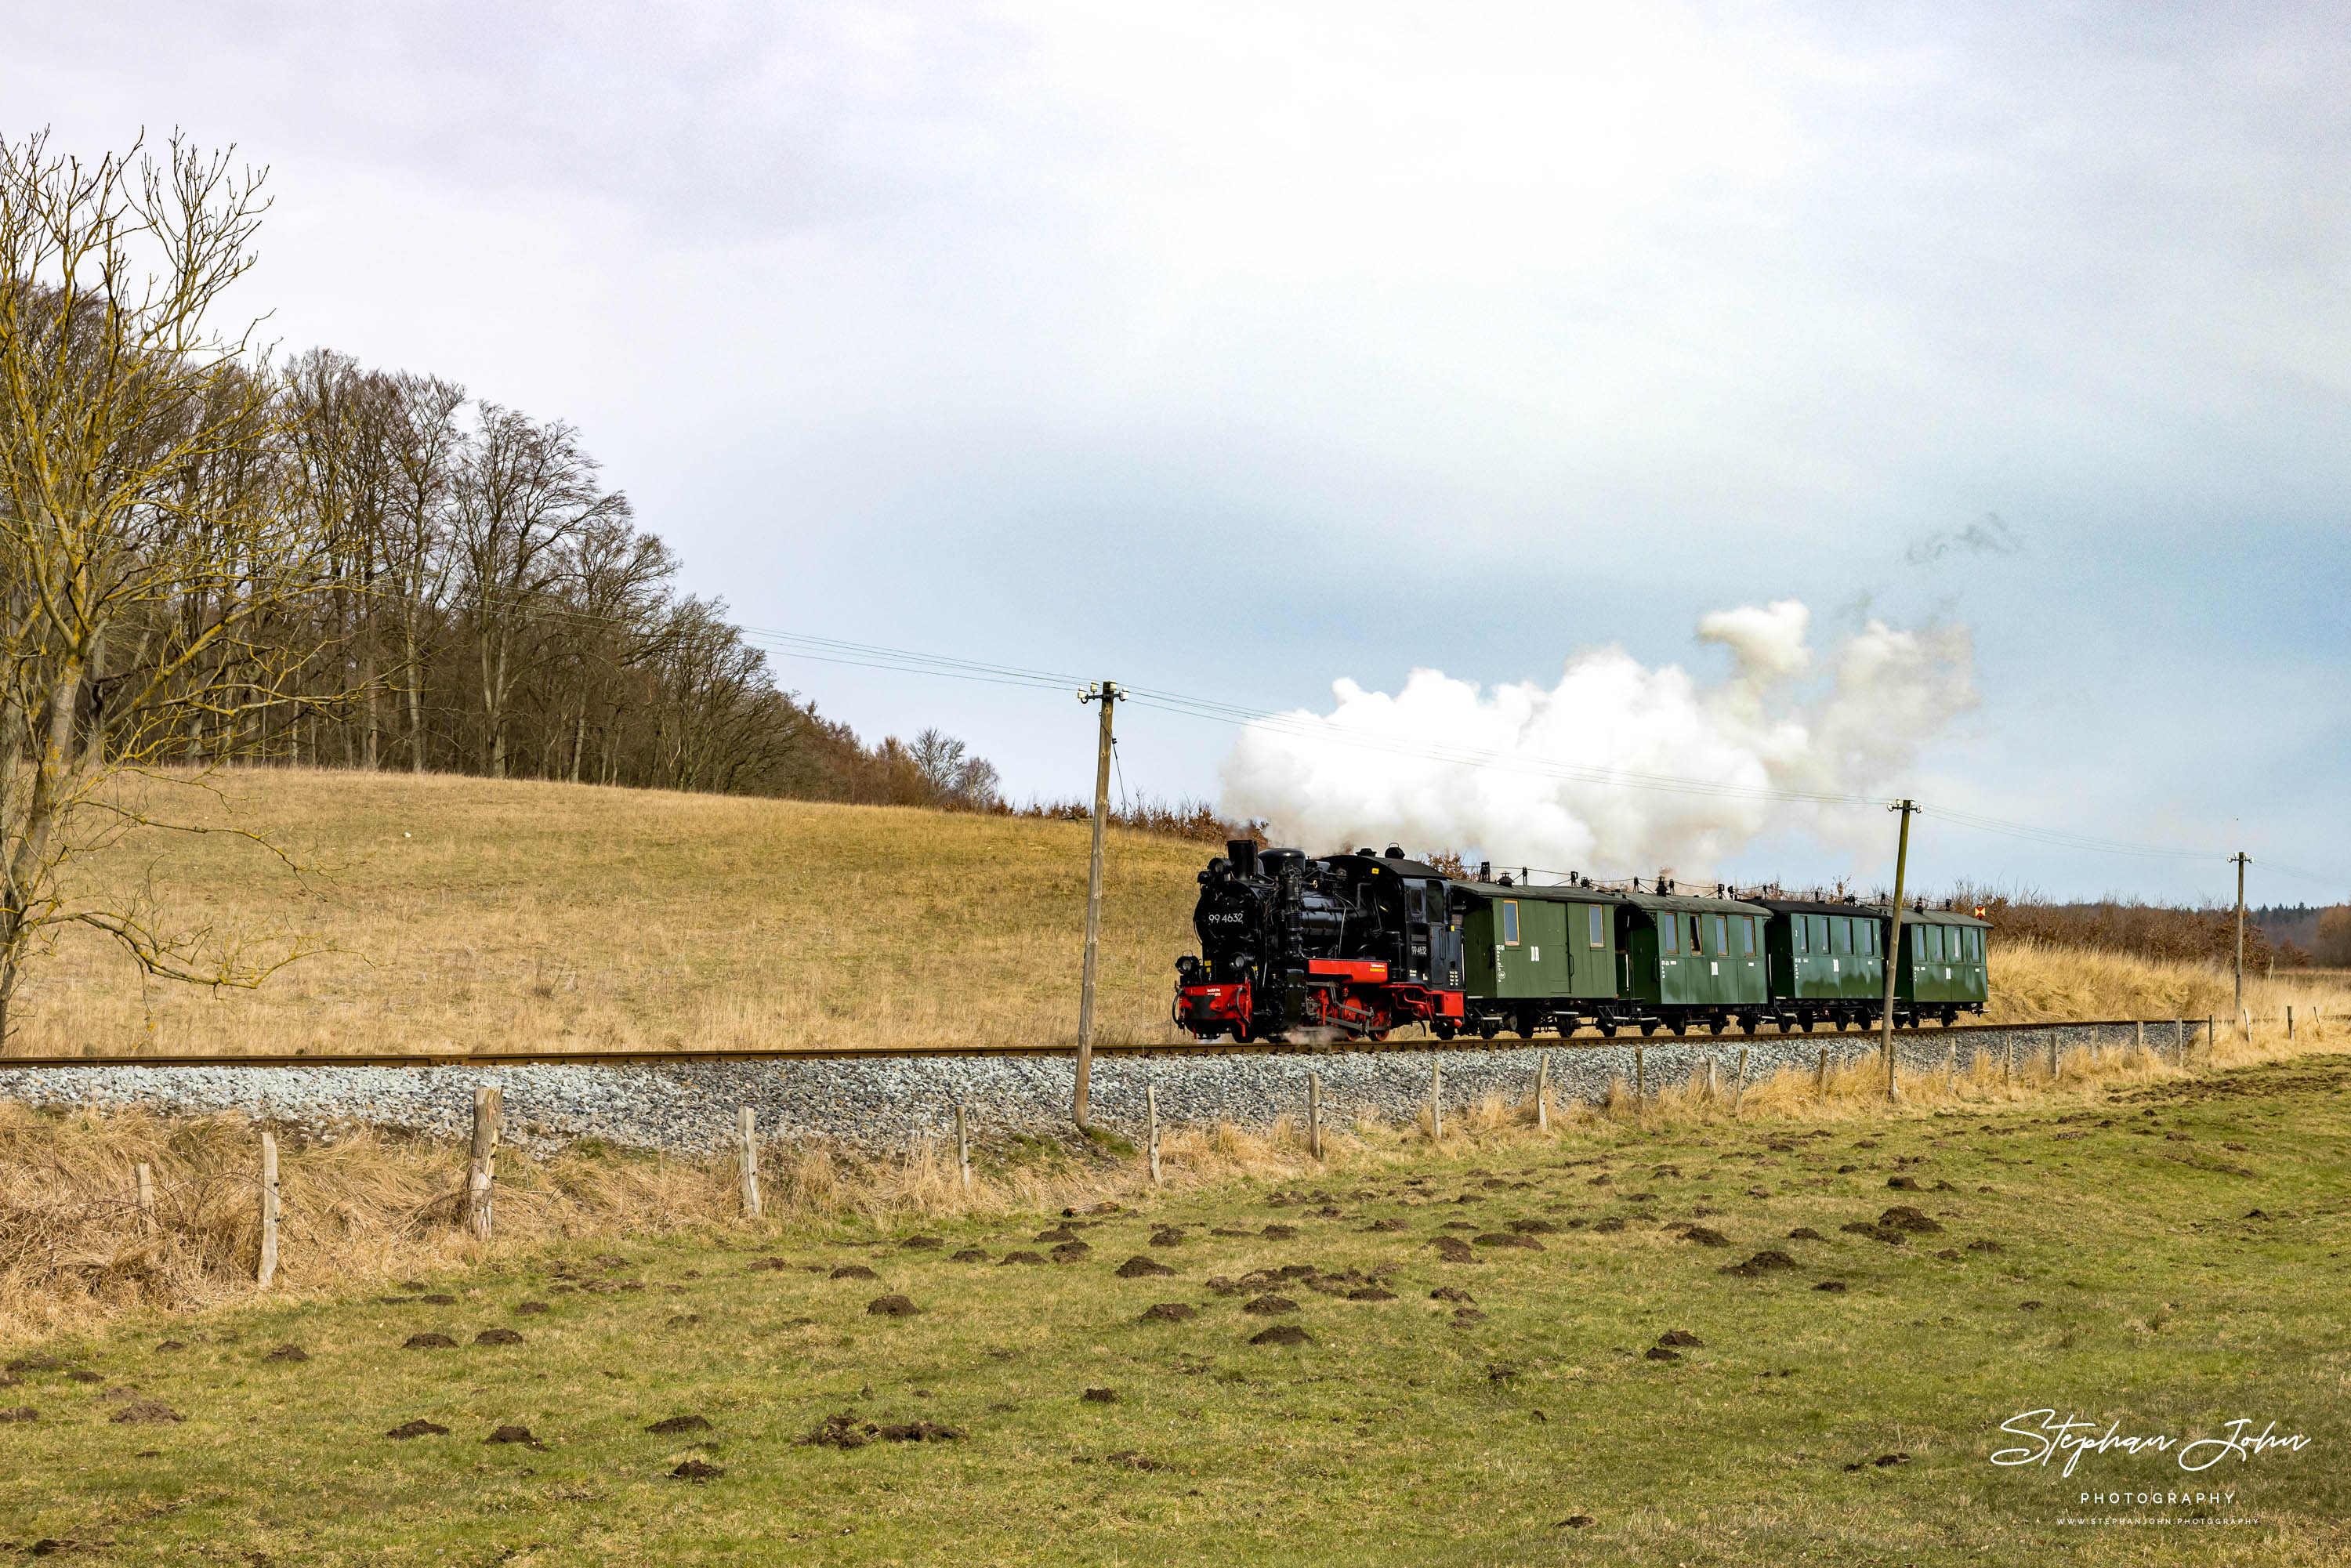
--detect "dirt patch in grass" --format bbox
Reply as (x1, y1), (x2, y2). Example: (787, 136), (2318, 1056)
(263, 1344), (309, 1363)
(386, 1419), (447, 1439)
(829, 1265), (880, 1281)
(1139, 1303), (1197, 1322)
(1114, 1255), (1177, 1278)
(403, 1333), (457, 1349)
(866, 1295), (920, 1317)
(1250, 1326), (1313, 1346)
(646, 1414), (711, 1434)
(475, 1328), (524, 1345)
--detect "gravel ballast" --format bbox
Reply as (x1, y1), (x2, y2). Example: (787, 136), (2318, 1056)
(0, 1023), (2167, 1154)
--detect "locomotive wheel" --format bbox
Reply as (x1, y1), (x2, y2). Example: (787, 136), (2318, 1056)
(1431, 1020), (1458, 1041)
(1227, 1023), (1248, 1043)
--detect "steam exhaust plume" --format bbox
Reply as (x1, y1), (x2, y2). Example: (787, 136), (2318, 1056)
(1217, 602), (1974, 878)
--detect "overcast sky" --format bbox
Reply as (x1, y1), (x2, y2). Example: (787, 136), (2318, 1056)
(10, 2), (2346, 903)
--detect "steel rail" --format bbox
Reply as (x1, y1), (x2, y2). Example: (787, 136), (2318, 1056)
(0, 1017), (2159, 1070)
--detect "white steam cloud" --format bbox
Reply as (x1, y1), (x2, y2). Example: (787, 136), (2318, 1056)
(1219, 603), (1975, 878)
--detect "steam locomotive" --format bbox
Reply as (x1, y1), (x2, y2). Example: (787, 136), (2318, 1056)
(1173, 841), (1468, 1041)
(1172, 838), (1991, 1042)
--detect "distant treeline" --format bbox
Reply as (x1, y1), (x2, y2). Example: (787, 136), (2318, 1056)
(1952, 888), (2338, 971)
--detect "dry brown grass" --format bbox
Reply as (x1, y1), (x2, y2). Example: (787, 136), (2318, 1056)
(16, 769), (2340, 1058)
(10, 766), (1205, 1058)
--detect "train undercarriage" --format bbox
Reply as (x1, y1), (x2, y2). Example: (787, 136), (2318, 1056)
(1458, 999), (1981, 1039)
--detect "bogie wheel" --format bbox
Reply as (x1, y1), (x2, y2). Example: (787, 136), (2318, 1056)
(1476, 1018), (1502, 1041)
(1941, 1008), (1956, 1027)
(1597, 1020), (1618, 1038)
(1640, 1020), (1660, 1037)
(1708, 1016), (1727, 1036)
(1739, 1015), (1758, 1035)
(1431, 1020), (1458, 1041)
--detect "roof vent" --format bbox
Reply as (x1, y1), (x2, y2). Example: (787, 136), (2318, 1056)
(1386, 844), (1405, 859)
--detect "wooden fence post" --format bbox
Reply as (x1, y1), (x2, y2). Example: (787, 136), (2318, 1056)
(1431, 1064), (1444, 1141)
(135, 1163), (155, 1234)
(1942, 1041), (1957, 1093)
(1634, 1046), (1646, 1106)
(2134, 1020), (2144, 1061)
(2046, 1031), (2059, 1081)
(1307, 1072), (1324, 1161)
(1733, 1048), (1749, 1116)
(2288, 1005), (2295, 1041)
(257, 1131), (279, 1289)
(467, 1086), (502, 1242)
(1704, 1057), (1719, 1103)
(2005, 1038), (2014, 1088)
(1535, 1052), (1549, 1132)
(737, 1106), (762, 1219)
(956, 1103), (973, 1192)
(2206, 1016), (2215, 1064)
(1145, 1085), (1161, 1183)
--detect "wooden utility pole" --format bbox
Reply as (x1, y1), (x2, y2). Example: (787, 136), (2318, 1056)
(467, 1086), (502, 1241)
(2230, 853), (2251, 1019)
(1878, 800), (1918, 1104)
(1074, 679), (1121, 1132)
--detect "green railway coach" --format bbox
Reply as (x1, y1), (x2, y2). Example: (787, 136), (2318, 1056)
(1755, 898), (1886, 1031)
(1890, 904), (1990, 1024)
(1615, 890), (1773, 1034)
(1450, 882), (1629, 1038)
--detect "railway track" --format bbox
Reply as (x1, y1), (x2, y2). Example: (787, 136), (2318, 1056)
(0, 1016), (2180, 1070)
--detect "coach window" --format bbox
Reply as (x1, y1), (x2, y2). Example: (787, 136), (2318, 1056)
(1861, 922), (1876, 955)
(1711, 914), (1728, 954)
(1741, 916), (1757, 954)
(1831, 918), (1850, 954)
(1588, 904), (1606, 948)
(1660, 913), (1679, 954)
(1502, 901), (1520, 946)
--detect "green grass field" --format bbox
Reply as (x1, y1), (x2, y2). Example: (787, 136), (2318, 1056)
(3, 1055), (2345, 1565)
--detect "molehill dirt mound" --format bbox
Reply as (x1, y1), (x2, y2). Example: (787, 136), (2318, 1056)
(1680, 1226), (1731, 1248)
(1430, 1237), (1478, 1263)
(1429, 1287), (1475, 1304)
(1813, 1281), (1848, 1293)
(830, 1265), (880, 1280)
(998, 1251), (1046, 1266)
(1241, 1295), (1299, 1316)
(1787, 1228), (1827, 1242)
(1346, 1287), (1397, 1302)
(647, 1414), (711, 1434)
(898, 1236), (944, 1250)
(1657, 1330), (1704, 1348)
(386, 1418), (448, 1439)
(263, 1344), (309, 1363)
(876, 1421), (965, 1441)
(485, 1425), (540, 1446)
(1841, 1222), (1907, 1245)
(672, 1459), (726, 1480)
(798, 1412), (872, 1449)
(1474, 1233), (1543, 1250)
(1051, 1241), (1093, 1263)
(1250, 1325), (1313, 1346)
(1139, 1303), (1197, 1322)
(1081, 1387), (1119, 1403)
(866, 1295), (920, 1317)
(1115, 1255), (1177, 1278)
(1361, 1219), (1407, 1233)
(1722, 1251), (1798, 1277)
(1262, 1224), (1299, 1240)
(476, 1328), (524, 1345)
(403, 1333), (457, 1349)
(1878, 1206), (1943, 1233)
(513, 1302), (550, 1314)
(952, 1248), (991, 1262)
(1506, 1219), (1559, 1235)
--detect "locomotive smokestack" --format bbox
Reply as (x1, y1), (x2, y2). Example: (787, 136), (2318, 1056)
(1227, 838), (1259, 877)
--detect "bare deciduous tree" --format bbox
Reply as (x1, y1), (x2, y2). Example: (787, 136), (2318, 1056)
(0, 129), (342, 1046)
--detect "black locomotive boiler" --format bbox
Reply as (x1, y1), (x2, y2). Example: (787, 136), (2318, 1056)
(1174, 840), (1466, 1041)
